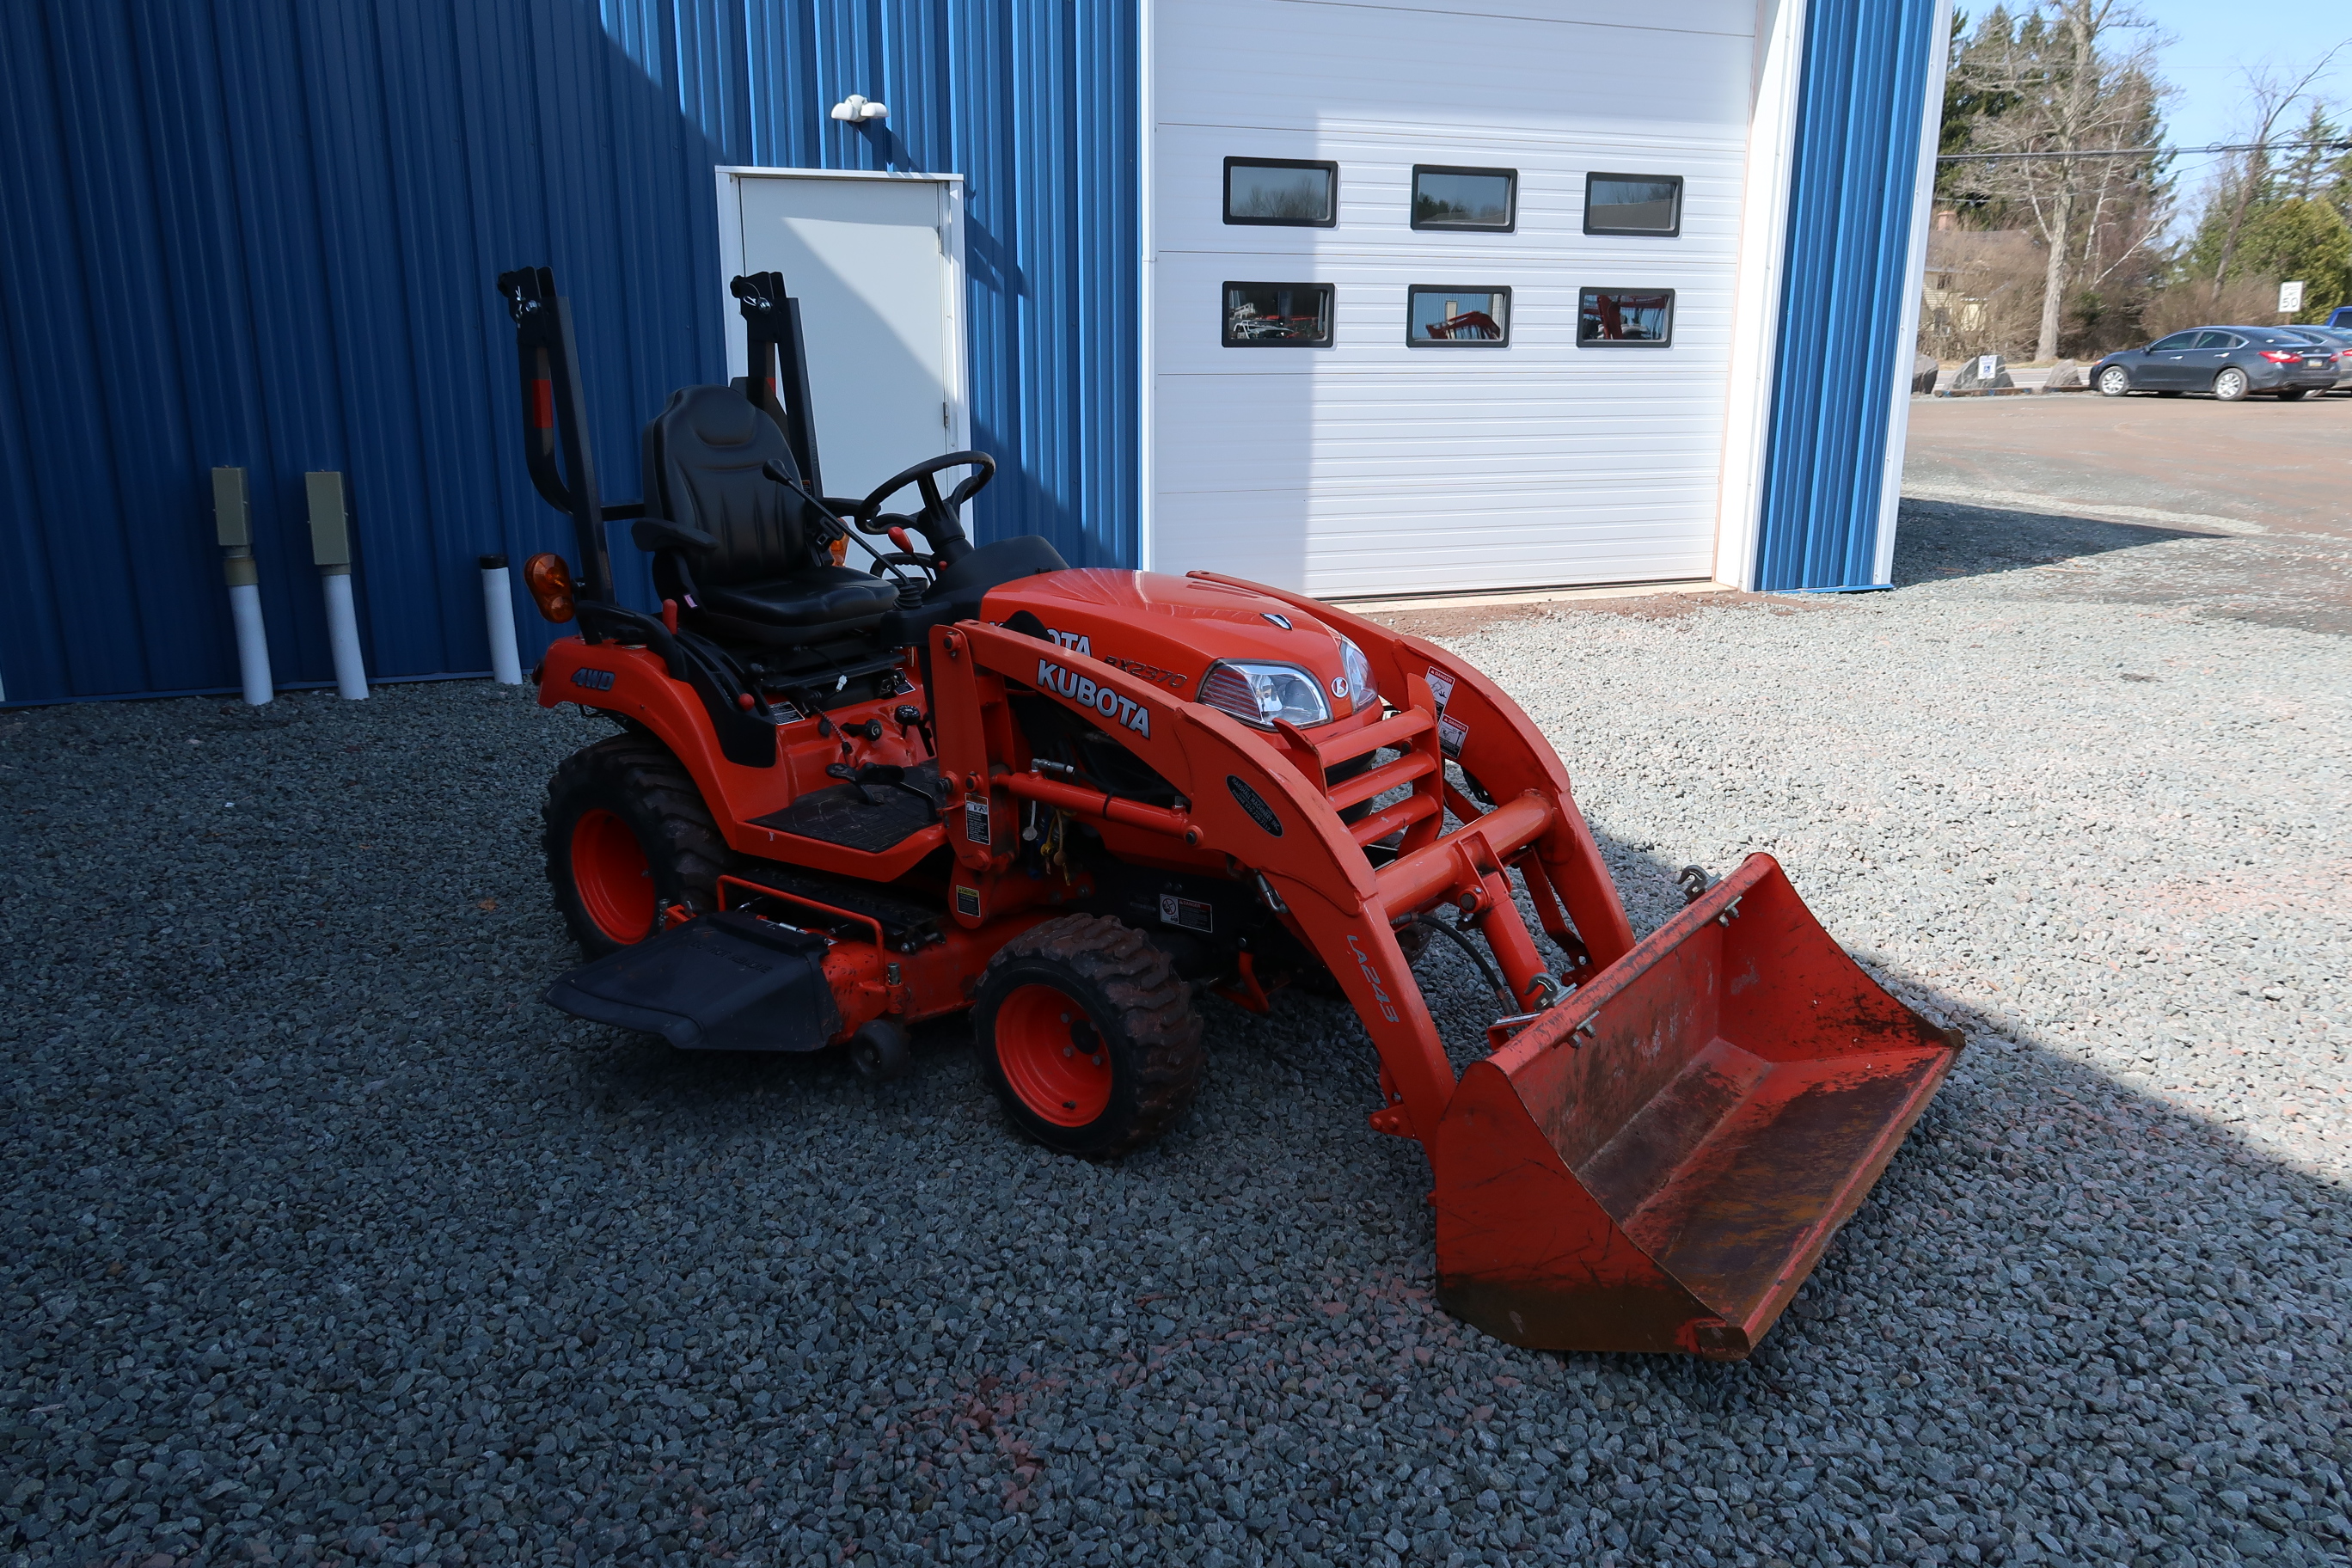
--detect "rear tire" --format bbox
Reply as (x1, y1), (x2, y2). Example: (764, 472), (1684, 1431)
(2096, 366), (2131, 397)
(2212, 367), (2250, 401)
(543, 736), (732, 957)
(974, 915), (1204, 1159)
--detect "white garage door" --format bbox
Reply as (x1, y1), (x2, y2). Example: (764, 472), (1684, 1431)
(1150, 0), (1757, 597)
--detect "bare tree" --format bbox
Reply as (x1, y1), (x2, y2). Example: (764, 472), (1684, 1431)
(2201, 43), (2351, 297)
(1945, 3), (2167, 360)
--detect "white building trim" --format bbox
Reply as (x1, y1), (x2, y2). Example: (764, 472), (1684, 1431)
(1713, 0), (1810, 591)
(1870, 0), (1957, 586)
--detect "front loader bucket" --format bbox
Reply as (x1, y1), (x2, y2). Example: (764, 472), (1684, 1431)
(1431, 854), (1962, 1359)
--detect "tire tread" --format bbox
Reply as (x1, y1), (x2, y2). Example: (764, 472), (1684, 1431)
(542, 735), (731, 953)
(983, 913), (1204, 1158)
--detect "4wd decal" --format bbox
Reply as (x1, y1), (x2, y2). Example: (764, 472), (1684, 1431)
(570, 667), (616, 691)
(1225, 775), (1282, 836)
(1344, 934), (1401, 1021)
(1036, 658), (1151, 737)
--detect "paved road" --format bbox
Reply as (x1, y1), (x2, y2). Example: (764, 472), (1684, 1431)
(1898, 391), (2352, 636)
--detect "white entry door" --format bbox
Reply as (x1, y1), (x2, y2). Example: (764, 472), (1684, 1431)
(722, 171), (966, 499)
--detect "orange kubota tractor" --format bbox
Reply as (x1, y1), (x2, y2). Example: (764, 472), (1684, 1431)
(498, 266), (1961, 1360)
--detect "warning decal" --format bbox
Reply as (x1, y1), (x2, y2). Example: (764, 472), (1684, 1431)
(1157, 894), (1214, 934)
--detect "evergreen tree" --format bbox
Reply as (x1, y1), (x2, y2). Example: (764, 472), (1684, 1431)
(2227, 199), (2352, 321)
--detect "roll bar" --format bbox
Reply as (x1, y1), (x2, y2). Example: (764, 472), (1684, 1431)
(495, 265), (824, 613)
(728, 272), (824, 494)
(496, 266), (626, 605)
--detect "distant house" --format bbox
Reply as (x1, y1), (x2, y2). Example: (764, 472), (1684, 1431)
(1922, 219), (2043, 346)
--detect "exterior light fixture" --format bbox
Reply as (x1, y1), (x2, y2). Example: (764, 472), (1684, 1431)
(830, 95), (888, 125)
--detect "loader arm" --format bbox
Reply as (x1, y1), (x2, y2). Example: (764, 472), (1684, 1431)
(932, 581), (1960, 1361)
(928, 614), (1615, 1148)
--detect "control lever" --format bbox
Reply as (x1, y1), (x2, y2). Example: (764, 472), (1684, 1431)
(761, 460), (919, 590)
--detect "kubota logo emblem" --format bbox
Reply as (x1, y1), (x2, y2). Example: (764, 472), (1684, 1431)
(1345, 934), (1400, 1021)
(1044, 628), (1092, 654)
(571, 667), (616, 691)
(1036, 659), (1150, 737)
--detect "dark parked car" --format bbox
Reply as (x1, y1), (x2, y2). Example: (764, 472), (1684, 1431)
(2275, 325), (2352, 389)
(2092, 326), (2337, 401)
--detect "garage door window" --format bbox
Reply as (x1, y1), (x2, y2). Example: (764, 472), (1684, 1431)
(1224, 159), (1338, 226)
(1583, 174), (1683, 237)
(1578, 289), (1675, 346)
(1407, 287), (1510, 345)
(1223, 283), (1334, 346)
(1411, 167), (1516, 231)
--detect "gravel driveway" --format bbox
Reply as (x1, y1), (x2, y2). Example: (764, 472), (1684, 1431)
(4, 505), (2347, 1568)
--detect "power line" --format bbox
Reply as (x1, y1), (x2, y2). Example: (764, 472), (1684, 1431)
(1937, 137), (2352, 162)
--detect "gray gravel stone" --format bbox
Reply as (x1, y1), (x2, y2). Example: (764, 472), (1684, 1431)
(2, 502), (2346, 1567)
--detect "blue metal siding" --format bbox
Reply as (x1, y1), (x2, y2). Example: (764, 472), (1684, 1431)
(1754, 0), (1939, 591)
(0, 0), (1138, 705)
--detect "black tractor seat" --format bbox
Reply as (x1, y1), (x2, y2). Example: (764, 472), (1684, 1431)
(636, 384), (898, 647)
(696, 564), (901, 638)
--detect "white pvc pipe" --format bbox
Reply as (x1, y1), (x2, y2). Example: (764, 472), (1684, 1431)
(480, 560), (524, 684)
(227, 579), (274, 705)
(322, 570), (369, 700)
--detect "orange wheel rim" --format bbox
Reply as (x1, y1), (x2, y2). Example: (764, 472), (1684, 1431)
(995, 983), (1112, 1127)
(572, 808), (653, 943)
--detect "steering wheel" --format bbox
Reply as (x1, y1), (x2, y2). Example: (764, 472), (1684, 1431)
(850, 451), (995, 560)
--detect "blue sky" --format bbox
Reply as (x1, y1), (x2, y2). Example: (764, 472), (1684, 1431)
(2134, 0), (2352, 182)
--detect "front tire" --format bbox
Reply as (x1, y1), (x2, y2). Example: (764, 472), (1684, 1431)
(974, 915), (1204, 1159)
(2212, 367), (2250, 401)
(2096, 366), (2131, 397)
(543, 736), (732, 957)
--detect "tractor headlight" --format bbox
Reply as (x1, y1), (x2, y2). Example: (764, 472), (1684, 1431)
(1199, 660), (1332, 729)
(1337, 634), (1378, 713)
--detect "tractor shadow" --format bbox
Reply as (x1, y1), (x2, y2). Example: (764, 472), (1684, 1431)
(1183, 825), (2341, 1556)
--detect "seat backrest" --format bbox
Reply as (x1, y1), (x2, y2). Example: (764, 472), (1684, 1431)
(641, 385), (825, 586)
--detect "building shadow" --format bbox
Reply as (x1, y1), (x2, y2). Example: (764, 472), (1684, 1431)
(1893, 498), (2227, 588)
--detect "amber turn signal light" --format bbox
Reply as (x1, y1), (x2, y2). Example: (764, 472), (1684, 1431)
(523, 552), (576, 622)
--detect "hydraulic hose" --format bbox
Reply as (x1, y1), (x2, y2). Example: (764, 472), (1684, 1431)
(1408, 912), (1516, 1013)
